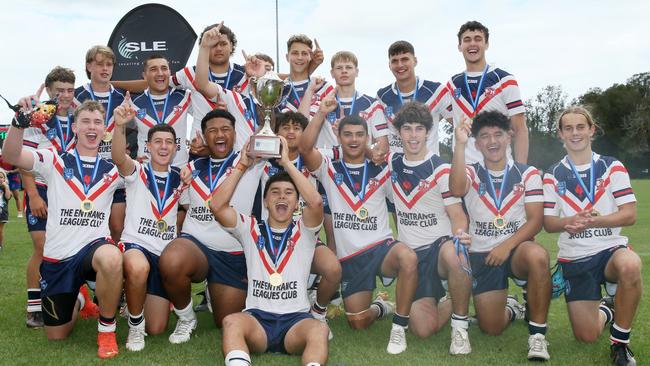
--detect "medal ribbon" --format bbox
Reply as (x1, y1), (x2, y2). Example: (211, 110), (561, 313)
(146, 162), (171, 220)
(566, 153), (596, 206)
(257, 222), (298, 275)
(463, 65), (489, 115)
(340, 160), (368, 203)
(247, 96), (258, 130)
(396, 77), (419, 106)
(147, 90), (171, 125)
(88, 84), (112, 126)
(336, 91), (357, 117)
(454, 237), (472, 277)
(54, 115), (73, 148)
(73, 148), (100, 197)
(209, 64), (232, 88)
(265, 222), (293, 267)
(485, 163), (511, 215)
(290, 78), (309, 105)
(208, 152), (235, 194)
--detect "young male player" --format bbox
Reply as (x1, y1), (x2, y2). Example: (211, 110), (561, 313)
(543, 106), (640, 366)
(299, 96), (418, 355)
(213, 137), (329, 366)
(159, 109), (264, 343)
(446, 21), (528, 164)
(111, 99), (185, 351)
(376, 41), (450, 156)
(4, 100), (124, 359)
(450, 111), (551, 361)
(388, 102), (473, 354)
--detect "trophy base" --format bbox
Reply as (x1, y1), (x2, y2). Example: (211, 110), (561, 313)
(249, 135), (281, 159)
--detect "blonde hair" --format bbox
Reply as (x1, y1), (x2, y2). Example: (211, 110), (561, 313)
(331, 51), (358, 68)
(557, 105), (599, 130)
(85, 46), (116, 78)
(74, 100), (105, 121)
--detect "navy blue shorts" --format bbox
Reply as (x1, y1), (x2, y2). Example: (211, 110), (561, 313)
(8, 172), (22, 191)
(112, 188), (126, 204)
(560, 245), (626, 302)
(179, 233), (248, 290)
(246, 308), (313, 354)
(414, 236), (450, 301)
(25, 184), (47, 232)
(39, 238), (112, 326)
(124, 243), (168, 299)
(340, 239), (396, 298)
(469, 249), (525, 295)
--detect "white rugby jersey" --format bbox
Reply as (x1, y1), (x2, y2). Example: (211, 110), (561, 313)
(170, 64), (251, 140)
(376, 78), (449, 155)
(129, 88), (192, 168)
(225, 214), (320, 314)
(120, 162), (185, 256)
(29, 149), (121, 261)
(388, 151), (461, 249)
(543, 154), (636, 260)
(180, 153), (263, 252)
(24, 115), (76, 185)
(278, 77), (335, 117)
(311, 156), (393, 259)
(463, 160), (543, 253)
(445, 65), (525, 164)
(73, 84), (126, 159)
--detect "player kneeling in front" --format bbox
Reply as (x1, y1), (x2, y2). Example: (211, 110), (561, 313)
(4, 100), (124, 359)
(212, 137), (328, 366)
(111, 98), (185, 351)
(543, 106), (640, 366)
(450, 111), (551, 361)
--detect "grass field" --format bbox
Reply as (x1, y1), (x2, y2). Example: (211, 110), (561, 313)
(0, 181), (648, 365)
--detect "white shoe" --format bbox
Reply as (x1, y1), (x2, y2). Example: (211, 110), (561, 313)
(449, 327), (471, 355)
(506, 295), (526, 321)
(373, 292), (395, 319)
(386, 324), (407, 354)
(528, 333), (550, 361)
(168, 317), (197, 344)
(126, 324), (147, 352)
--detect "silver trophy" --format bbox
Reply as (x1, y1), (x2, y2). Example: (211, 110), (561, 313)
(249, 71), (284, 158)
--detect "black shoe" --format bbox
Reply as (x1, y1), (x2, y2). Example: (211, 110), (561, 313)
(26, 311), (44, 329)
(194, 291), (209, 312)
(611, 343), (636, 366)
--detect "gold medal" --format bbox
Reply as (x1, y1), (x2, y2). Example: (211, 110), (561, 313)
(269, 272), (283, 286)
(156, 219), (168, 232)
(102, 131), (112, 142)
(81, 199), (94, 213)
(356, 206), (369, 221)
(205, 198), (211, 209)
(493, 214), (506, 229)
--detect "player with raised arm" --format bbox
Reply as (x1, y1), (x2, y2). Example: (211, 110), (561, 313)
(543, 106), (640, 366)
(446, 21), (528, 164)
(388, 102), (473, 354)
(299, 95), (417, 355)
(449, 111), (551, 361)
(111, 98), (185, 351)
(4, 100), (124, 359)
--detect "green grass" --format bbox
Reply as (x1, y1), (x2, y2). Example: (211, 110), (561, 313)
(1, 181), (648, 365)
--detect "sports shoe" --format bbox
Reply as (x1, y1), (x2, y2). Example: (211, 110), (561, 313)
(386, 324), (407, 354)
(126, 325), (147, 352)
(97, 332), (119, 359)
(449, 327), (471, 355)
(17, 211), (23, 218)
(372, 292), (395, 319)
(79, 286), (99, 319)
(168, 317), (197, 344)
(506, 295), (526, 321)
(26, 311), (44, 329)
(527, 333), (550, 361)
(611, 343), (636, 366)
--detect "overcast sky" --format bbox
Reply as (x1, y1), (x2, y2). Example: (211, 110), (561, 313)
(1, 0), (648, 125)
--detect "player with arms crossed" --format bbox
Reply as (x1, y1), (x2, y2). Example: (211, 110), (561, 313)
(450, 111), (551, 361)
(299, 96), (418, 355)
(4, 100), (124, 359)
(543, 106), (640, 366)
(388, 102), (473, 354)
(111, 98), (185, 351)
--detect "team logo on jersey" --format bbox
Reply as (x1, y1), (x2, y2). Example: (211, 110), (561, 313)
(311, 94), (321, 103)
(368, 178), (379, 190)
(485, 87), (496, 97)
(386, 106), (393, 117)
(268, 166), (279, 177)
(326, 112), (337, 123)
(137, 109), (146, 119)
(257, 236), (265, 249)
(557, 181), (566, 195)
(191, 169), (200, 179)
(244, 109), (252, 121)
(321, 193), (328, 206)
(418, 179), (429, 190)
(453, 88), (462, 100)
(63, 168), (74, 181)
(46, 128), (57, 140)
(596, 178), (604, 190)
(232, 86), (241, 93)
(478, 183), (486, 196)
(173, 105), (183, 115)
(514, 183), (525, 193)
(334, 173), (343, 185)
(103, 173), (113, 184)
(391, 171), (398, 183)
(359, 111), (368, 120)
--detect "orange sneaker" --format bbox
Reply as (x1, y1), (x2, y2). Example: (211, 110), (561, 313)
(79, 285), (99, 319)
(97, 332), (119, 359)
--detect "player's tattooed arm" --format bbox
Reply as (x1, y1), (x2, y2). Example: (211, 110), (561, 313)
(449, 115), (472, 197)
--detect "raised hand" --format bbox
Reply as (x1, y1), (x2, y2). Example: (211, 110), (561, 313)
(242, 50), (265, 78)
(307, 76), (325, 93)
(318, 94), (338, 115)
(455, 115), (472, 145)
(113, 92), (135, 127)
(200, 21), (224, 48)
(310, 39), (324, 68)
(18, 84), (45, 111)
